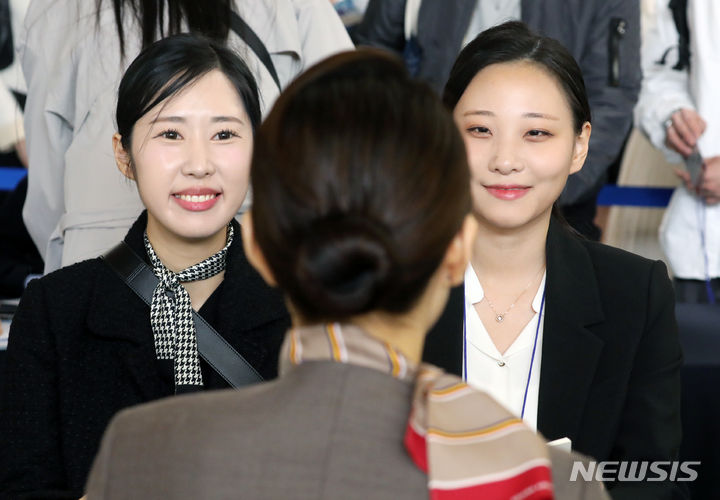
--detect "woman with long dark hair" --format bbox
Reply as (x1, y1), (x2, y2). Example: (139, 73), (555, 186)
(19, 0), (352, 273)
(0, 35), (289, 499)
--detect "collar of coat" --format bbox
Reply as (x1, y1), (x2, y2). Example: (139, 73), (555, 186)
(85, 210), (287, 370)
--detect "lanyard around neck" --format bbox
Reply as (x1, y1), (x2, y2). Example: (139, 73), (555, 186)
(463, 289), (546, 420)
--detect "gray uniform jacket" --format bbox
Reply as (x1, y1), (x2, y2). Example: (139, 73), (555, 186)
(353, 0), (642, 206)
(85, 362), (609, 499)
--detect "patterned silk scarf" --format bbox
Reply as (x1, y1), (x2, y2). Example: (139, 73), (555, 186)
(280, 323), (554, 500)
(144, 225), (233, 391)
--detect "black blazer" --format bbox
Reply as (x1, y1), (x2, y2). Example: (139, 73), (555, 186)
(0, 213), (290, 500)
(423, 219), (684, 500)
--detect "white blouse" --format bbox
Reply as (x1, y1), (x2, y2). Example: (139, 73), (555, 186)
(463, 265), (546, 431)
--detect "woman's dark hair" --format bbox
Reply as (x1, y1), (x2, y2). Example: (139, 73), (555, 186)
(97, 0), (234, 58)
(116, 33), (260, 151)
(444, 21), (591, 133)
(251, 49), (471, 322)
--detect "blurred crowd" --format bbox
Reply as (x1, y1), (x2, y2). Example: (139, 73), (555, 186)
(1, 0), (717, 302)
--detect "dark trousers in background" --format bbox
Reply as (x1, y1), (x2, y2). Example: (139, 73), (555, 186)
(675, 302), (720, 499)
(674, 278), (720, 305)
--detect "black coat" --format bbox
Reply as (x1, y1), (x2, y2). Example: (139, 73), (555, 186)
(423, 220), (684, 500)
(0, 213), (290, 499)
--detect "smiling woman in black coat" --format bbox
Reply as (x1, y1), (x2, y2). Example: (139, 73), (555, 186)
(0, 36), (289, 499)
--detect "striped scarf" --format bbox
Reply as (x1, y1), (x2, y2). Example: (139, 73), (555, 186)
(280, 323), (553, 500)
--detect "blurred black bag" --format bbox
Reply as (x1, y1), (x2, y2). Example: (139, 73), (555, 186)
(669, 0), (689, 70)
(0, 0), (12, 70)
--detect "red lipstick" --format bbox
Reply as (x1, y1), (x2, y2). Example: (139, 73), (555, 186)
(484, 184), (531, 201)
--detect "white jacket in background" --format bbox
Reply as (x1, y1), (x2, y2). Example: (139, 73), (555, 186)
(634, 0), (720, 280)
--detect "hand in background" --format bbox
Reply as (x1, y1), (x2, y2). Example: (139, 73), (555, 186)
(665, 108), (706, 157)
(675, 157), (720, 205)
(698, 156), (720, 205)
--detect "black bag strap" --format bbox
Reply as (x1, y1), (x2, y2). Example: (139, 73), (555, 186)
(230, 11), (281, 91)
(668, 0), (690, 71)
(102, 241), (263, 388)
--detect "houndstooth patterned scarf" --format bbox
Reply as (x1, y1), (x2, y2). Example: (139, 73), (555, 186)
(144, 225), (233, 390)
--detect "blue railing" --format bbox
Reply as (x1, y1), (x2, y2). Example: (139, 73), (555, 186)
(0, 167), (26, 191)
(596, 185), (674, 207)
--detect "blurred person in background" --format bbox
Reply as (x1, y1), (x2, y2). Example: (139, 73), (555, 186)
(330, 0), (369, 27)
(0, 0), (43, 299)
(20, 0), (352, 274)
(635, 0), (720, 304)
(353, 0), (641, 241)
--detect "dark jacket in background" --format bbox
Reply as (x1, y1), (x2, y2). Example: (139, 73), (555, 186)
(0, 0), (12, 69)
(423, 219), (685, 500)
(0, 176), (43, 298)
(353, 0), (642, 228)
(0, 212), (290, 500)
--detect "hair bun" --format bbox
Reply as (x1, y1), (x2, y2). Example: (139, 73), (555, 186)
(293, 216), (395, 318)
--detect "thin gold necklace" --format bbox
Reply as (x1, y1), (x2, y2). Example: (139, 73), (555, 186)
(483, 266), (545, 323)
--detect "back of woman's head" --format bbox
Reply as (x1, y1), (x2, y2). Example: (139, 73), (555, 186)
(251, 49), (471, 322)
(116, 33), (260, 150)
(444, 21), (591, 133)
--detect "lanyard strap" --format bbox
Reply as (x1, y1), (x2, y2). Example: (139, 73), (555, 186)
(230, 12), (281, 91)
(521, 291), (545, 419)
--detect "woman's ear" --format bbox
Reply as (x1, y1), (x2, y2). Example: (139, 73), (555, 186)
(241, 212), (278, 287)
(442, 214), (478, 287)
(112, 133), (134, 180)
(570, 122), (592, 175)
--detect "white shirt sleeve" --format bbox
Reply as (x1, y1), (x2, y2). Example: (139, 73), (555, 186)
(634, 0), (694, 163)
